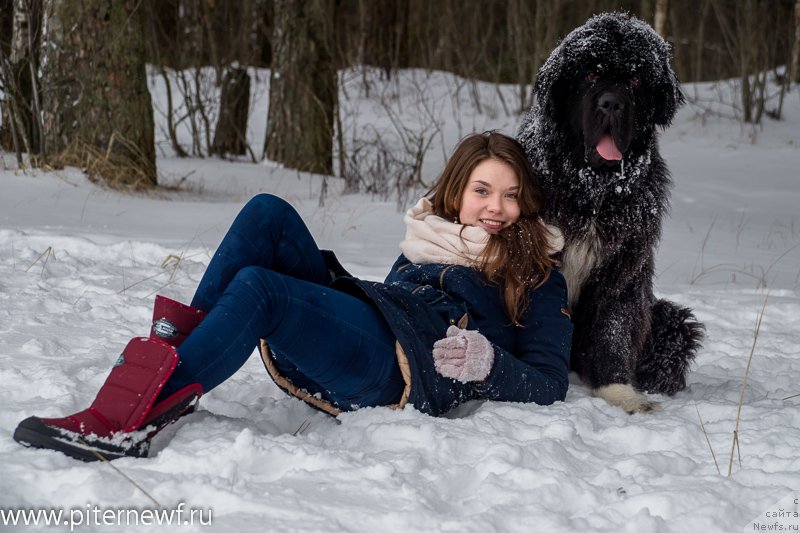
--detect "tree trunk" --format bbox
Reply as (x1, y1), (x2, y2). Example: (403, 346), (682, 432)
(737, 0), (757, 123)
(0, 0), (42, 155)
(0, 0), (12, 57)
(212, 66), (251, 157)
(0, 0), (14, 151)
(0, 0), (14, 150)
(654, 0), (669, 37)
(40, 0), (156, 187)
(639, 0), (654, 25)
(265, 0), (336, 175)
(693, 0), (710, 83)
(508, 0), (536, 113)
(792, 0), (800, 83)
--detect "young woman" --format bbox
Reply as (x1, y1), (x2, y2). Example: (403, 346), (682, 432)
(14, 131), (573, 461)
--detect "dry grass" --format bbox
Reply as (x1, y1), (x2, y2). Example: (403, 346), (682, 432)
(118, 253), (189, 296)
(24, 246), (54, 277)
(49, 135), (157, 190)
(727, 291), (770, 476)
(689, 219), (799, 289)
(79, 438), (161, 507)
(696, 405), (721, 475)
(696, 291), (771, 477)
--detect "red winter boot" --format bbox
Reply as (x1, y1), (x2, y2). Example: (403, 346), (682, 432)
(14, 296), (207, 462)
(150, 295), (207, 347)
(14, 338), (202, 461)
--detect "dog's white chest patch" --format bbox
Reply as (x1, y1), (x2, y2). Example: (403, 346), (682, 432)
(561, 222), (603, 309)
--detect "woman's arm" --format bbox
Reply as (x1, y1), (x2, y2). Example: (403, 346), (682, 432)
(473, 270), (573, 405)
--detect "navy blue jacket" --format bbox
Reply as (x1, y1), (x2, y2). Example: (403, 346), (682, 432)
(331, 254), (573, 417)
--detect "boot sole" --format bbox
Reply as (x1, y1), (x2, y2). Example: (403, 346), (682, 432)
(13, 417), (147, 462)
(14, 392), (200, 462)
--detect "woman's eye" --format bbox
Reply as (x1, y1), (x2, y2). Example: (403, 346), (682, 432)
(474, 187), (488, 195)
(505, 193), (518, 200)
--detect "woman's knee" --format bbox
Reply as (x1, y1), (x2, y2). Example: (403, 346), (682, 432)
(235, 194), (307, 244)
(244, 194), (297, 221)
(223, 266), (289, 320)
(230, 265), (280, 292)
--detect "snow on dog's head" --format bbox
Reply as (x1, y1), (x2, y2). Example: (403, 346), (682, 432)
(536, 12), (683, 128)
(519, 12), (684, 174)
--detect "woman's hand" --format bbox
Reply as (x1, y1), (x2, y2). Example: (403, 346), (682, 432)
(432, 326), (494, 383)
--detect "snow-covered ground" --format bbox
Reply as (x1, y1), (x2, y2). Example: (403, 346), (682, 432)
(1, 68), (799, 532)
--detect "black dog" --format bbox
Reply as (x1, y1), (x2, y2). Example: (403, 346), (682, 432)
(517, 12), (704, 413)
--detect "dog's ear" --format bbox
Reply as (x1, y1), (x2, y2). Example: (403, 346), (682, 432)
(533, 34), (579, 125)
(533, 55), (561, 123)
(642, 24), (685, 127)
(652, 60), (685, 127)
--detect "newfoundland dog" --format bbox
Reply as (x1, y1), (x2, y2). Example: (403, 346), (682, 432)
(517, 12), (704, 413)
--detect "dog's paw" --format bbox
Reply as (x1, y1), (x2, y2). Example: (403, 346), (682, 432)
(592, 384), (662, 414)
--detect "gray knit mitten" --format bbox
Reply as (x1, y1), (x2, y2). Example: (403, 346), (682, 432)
(432, 325), (494, 383)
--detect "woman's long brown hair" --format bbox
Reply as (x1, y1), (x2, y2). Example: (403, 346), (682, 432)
(427, 131), (556, 324)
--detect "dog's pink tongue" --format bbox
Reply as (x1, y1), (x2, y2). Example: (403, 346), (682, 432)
(596, 133), (622, 160)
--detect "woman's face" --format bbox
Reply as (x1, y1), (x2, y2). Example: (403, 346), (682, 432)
(458, 158), (521, 234)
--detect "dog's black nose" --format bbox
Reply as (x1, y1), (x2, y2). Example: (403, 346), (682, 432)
(598, 93), (625, 116)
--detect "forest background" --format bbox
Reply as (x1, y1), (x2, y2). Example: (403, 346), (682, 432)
(1, 0), (798, 195)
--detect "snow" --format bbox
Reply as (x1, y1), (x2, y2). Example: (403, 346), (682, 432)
(1, 67), (799, 532)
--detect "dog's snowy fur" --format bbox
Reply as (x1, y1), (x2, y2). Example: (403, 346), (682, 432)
(517, 12), (704, 413)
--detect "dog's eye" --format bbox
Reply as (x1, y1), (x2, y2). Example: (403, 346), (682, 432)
(629, 75), (641, 88)
(586, 72), (599, 82)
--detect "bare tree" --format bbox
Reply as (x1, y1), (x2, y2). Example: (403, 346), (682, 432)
(654, 0), (669, 37)
(691, 0), (711, 83)
(709, 0), (780, 123)
(0, 0), (43, 161)
(265, 0), (336, 175)
(507, 0), (537, 112)
(211, 0), (256, 160)
(639, 0), (654, 24)
(143, 0), (186, 157)
(211, 67), (252, 159)
(792, 0), (800, 83)
(0, 0), (13, 151)
(40, 0), (156, 187)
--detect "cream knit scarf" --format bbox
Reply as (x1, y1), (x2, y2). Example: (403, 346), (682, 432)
(400, 197), (488, 266)
(399, 197), (564, 266)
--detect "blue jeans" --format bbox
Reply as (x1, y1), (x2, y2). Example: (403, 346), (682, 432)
(159, 194), (404, 410)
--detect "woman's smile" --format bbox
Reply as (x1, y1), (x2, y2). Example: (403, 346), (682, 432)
(458, 158), (521, 233)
